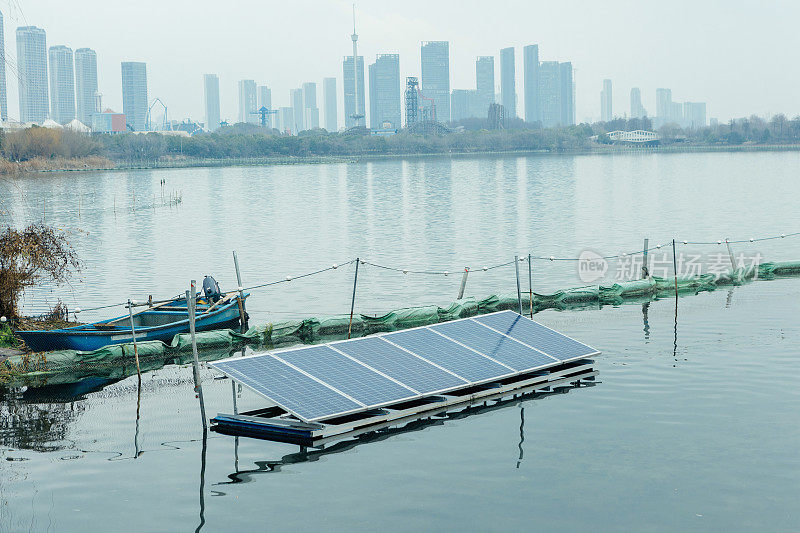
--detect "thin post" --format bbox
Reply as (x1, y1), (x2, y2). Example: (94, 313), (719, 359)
(127, 299), (142, 382)
(528, 254), (533, 319)
(641, 238), (650, 279)
(347, 258), (360, 339)
(725, 238), (736, 270)
(232, 251), (248, 331)
(457, 267), (469, 300)
(671, 239), (679, 300)
(514, 255), (523, 315)
(187, 283), (207, 429)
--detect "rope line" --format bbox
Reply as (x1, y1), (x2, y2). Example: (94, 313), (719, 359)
(41, 229), (800, 315)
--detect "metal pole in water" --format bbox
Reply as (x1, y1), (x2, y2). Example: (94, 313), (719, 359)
(347, 258), (360, 339)
(457, 267), (469, 300)
(232, 251), (248, 332)
(672, 239), (679, 301)
(127, 299), (142, 382)
(528, 254), (533, 318)
(641, 238), (650, 279)
(187, 283), (207, 429)
(514, 255), (523, 315)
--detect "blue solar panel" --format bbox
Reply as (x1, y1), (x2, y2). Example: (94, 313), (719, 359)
(385, 327), (514, 383)
(430, 319), (559, 371)
(212, 356), (361, 421)
(332, 336), (468, 394)
(474, 311), (599, 361)
(277, 345), (418, 407)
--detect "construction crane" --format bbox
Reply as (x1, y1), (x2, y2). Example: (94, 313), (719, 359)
(251, 106), (277, 128)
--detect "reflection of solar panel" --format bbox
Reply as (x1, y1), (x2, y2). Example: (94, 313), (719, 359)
(210, 310), (599, 422)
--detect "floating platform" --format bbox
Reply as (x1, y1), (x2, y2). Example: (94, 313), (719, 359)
(210, 310), (600, 448)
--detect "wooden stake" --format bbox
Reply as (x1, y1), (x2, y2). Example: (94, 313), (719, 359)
(672, 239), (679, 300)
(528, 254), (533, 318)
(515, 255), (523, 315)
(127, 299), (142, 383)
(347, 258), (360, 339)
(641, 238), (650, 279)
(232, 251), (248, 332)
(725, 239), (736, 270)
(457, 267), (469, 300)
(187, 283), (207, 429)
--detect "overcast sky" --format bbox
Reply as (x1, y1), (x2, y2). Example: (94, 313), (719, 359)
(2, 0), (797, 124)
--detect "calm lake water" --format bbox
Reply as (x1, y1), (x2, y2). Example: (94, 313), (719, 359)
(2, 151), (800, 531)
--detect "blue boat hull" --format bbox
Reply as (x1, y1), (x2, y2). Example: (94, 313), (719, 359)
(16, 295), (247, 352)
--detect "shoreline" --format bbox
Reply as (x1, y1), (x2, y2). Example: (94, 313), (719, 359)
(4, 143), (800, 175)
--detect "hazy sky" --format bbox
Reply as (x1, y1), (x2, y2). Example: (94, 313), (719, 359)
(2, 0), (797, 124)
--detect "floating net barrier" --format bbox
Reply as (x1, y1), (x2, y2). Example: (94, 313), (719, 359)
(3, 260), (800, 388)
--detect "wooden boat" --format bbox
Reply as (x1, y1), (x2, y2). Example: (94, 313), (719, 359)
(15, 291), (249, 352)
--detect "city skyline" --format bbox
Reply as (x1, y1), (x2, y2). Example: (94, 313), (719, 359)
(0, 2), (794, 127)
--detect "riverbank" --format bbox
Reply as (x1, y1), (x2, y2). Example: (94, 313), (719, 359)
(4, 142), (799, 176)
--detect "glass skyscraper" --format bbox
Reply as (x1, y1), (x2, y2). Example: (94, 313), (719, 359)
(420, 41), (450, 122)
(500, 47), (515, 119)
(601, 79), (612, 122)
(538, 61), (561, 128)
(48, 45), (75, 124)
(75, 48), (98, 126)
(203, 74), (220, 131)
(368, 53), (401, 129)
(523, 45), (539, 123)
(0, 11), (8, 121)
(323, 77), (337, 132)
(121, 61), (148, 131)
(237, 79), (257, 124)
(475, 56), (494, 118)
(16, 26), (49, 123)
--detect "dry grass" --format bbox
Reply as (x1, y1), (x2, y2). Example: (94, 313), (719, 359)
(0, 156), (114, 174)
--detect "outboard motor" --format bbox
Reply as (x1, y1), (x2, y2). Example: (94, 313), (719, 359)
(202, 276), (222, 303)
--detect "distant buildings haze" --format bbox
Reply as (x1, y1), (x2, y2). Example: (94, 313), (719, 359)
(121, 61), (147, 131)
(204, 74), (220, 131)
(420, 41), (450, 122)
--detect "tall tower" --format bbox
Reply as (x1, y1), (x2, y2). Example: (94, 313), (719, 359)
(121, 61), (148, 131)
(600, 79), (612, 122)
(75, 48), (98, 126)
(16, 26), (49, 123)
(49, 45), (76, 124)
(0, 11), (8, 121)
(350, 5), (363, 126)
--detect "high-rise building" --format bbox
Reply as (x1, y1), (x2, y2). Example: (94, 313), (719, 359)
(655, 88), (671, 127)
(258, 85), (272, 128)
(323, 77), (337, 131)
(203, 74), (220, 131)
(522, 45), (539, 123)
(75, 48), (97, 127)
(420, 41), (450, 122)
(669, 101), (683, 125)
(600, 79), (612, 122)
(475, 56), (494, 118)
(368, 54), (401, 129)
(451, 89), (480, 121)
(291, 88), (304, 133)
(279, 107), (293, 133)
(343, 55), (365, 128)
(630, 87), (646, 119)
(538, 61), (561, 128)
(302, 82), (318, 130)
(0, 11), (8, 121)
(121, 61), (147, 131)
(559, 62), (574, 126)
(684, 102), (706, 129)
(48, 45), (75, 124)
(16, 26), (49, 123)
(499, 47), (516, 119)
(237, 79), (257, 124)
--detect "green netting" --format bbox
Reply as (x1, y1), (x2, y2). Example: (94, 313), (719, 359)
(3, 260), (800, 388)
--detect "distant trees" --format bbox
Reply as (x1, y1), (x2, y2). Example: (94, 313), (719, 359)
(1, 127), (102, 161)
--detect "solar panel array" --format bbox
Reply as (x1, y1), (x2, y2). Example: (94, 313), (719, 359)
(211, 310), (599, 422)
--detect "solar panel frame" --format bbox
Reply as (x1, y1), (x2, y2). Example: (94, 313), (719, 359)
(428, 319), (560, 372)
(211, 310), (600, 423)
(473, 310), (601, 362)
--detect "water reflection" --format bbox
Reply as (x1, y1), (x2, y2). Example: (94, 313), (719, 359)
(217, 378), (596, 487)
